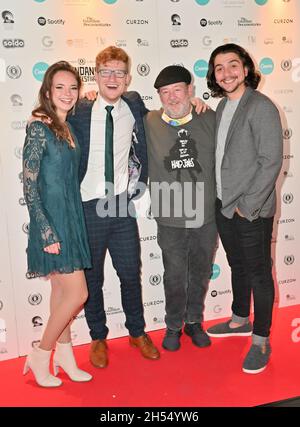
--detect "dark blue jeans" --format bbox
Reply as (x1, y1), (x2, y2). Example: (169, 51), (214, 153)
(83, 197), (145, 340)
(216, 199), (274, 337)
(157, 221), (217, 331)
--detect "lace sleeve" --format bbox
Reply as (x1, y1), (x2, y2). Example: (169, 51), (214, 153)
(23, 122), (60, 248)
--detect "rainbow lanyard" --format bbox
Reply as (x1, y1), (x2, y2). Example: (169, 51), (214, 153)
(161, 108), (193, 127)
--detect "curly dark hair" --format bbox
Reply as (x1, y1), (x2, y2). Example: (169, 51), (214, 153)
(32, 61), (82, 146)
(206, 43), (261, 98)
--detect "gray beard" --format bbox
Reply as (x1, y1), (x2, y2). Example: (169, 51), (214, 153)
(163, 103), (191, 119)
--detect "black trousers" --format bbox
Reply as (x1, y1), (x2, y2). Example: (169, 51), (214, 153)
(216, 199), (274, 337)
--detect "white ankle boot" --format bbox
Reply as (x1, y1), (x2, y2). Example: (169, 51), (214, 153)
(53, 342), (92, 382)
(23, 346), (62, 387)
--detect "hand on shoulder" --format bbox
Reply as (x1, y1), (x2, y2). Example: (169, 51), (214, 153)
(28, 113), (52, 126)
(81, 90), (98, 101)
(191, 97), (210, 114)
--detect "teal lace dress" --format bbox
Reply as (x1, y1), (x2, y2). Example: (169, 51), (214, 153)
(23, 121), (91, 277)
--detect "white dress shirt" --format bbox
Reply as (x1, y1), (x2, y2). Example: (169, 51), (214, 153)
(80, 95), (135, 201)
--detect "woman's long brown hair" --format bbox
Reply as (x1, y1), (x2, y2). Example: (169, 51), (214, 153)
(32, 61), (82, 146)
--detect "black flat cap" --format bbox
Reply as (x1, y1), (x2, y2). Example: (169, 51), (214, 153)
(154, 65), (192, 89)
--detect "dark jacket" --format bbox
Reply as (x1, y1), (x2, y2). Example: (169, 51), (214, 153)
(68, 91), (149, 198)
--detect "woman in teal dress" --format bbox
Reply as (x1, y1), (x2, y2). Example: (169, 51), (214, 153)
(23, 61), (92, 387)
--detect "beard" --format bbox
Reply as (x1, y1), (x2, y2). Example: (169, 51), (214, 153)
(162, 101), (191, 119)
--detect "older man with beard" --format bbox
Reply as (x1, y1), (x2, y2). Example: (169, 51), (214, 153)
(144, 66), (217, 352)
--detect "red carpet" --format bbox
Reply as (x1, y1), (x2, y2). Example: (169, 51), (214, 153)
(0, 304), (299, 407)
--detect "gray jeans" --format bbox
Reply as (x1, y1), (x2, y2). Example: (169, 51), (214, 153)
(157, 221), (217, 331)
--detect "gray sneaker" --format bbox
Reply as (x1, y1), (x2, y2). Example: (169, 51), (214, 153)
(242, 343), (271, 374)
(162, 328), (182, 351)
(206, 320), (252, 337)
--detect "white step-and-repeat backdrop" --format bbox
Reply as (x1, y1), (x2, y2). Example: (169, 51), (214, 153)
(0, 0), (299, 361)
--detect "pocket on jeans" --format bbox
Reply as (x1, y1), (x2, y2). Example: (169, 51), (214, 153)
(235, 214), (263, 231)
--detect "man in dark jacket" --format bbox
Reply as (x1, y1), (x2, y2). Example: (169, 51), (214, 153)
(69, 46), (160, 368)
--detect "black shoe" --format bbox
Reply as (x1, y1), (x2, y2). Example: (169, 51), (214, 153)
(162, 328), (182, 351)
(184, 323), (211, 348)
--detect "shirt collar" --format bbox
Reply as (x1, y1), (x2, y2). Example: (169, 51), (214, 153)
(96, 94), (122, 114)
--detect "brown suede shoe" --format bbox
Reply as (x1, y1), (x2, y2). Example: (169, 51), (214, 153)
(129, 334), (160, 360)
(89, 339), (108, 368)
